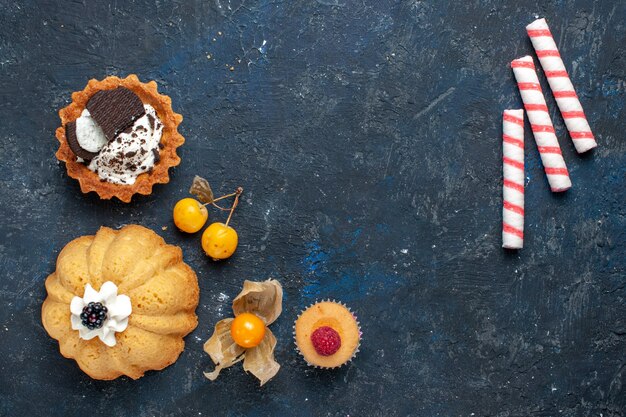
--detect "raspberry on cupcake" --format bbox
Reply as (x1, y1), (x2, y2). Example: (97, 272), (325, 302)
(294, 300), (361, 368)
(311, 326), (341, 356)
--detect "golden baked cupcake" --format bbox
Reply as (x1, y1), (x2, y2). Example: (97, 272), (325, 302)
(55, 75), (184, 202)
(294, 300), (361, 368)
(41, 225), (199, 380)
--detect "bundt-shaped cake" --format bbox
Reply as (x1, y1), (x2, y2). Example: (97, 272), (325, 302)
(41, 225), (199, 380)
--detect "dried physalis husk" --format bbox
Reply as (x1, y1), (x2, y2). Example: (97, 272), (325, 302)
(203, 318), (245, 381)
(204, 279), (283, 386)
(232, 279), (283, 325)
(189, 175), (214, 204)
(243, 328), (279, 386)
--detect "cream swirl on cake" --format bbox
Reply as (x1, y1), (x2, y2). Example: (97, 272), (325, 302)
(88, 104), (163, 184)
(75, 109), (107, 155)
(69, 281), (132, 347)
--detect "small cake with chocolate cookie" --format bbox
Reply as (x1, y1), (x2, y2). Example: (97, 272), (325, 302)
(56, 75), (184, 202)
(294, 300), (361, 369)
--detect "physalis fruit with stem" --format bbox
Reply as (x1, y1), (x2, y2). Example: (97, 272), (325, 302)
(173, 176), (242, 234)
(173, 198), (208, 233)
(201, 186), (242, 260)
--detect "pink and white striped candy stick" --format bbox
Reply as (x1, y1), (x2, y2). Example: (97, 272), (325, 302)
(527, 18), (597, 153)
(502, 109), (524, 249)
(511, 56), (572, 192)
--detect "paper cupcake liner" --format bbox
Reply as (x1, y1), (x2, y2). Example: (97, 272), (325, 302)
(293, 298), (361, 369)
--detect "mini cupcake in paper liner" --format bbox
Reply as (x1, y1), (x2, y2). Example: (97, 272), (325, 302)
(293, 299), (361, 369)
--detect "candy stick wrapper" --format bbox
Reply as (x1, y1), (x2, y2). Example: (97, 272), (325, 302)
(502, 109), (524, 249)
(527, 18), (597, 153)
(511, 56), (571, 192)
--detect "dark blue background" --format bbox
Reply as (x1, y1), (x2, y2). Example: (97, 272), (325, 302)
(0, 1), (624, 416)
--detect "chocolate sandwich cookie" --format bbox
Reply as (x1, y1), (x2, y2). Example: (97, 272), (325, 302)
(65, 121), (98, 161)
(86, 87), (145, 141)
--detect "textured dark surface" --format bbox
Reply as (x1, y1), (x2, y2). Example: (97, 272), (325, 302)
(0, 1), (624, 416)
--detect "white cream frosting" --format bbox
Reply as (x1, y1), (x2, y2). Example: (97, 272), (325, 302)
(70, 281), (132, 347)
(87, 104), (163, 185)
(75, 109), (108, 153)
